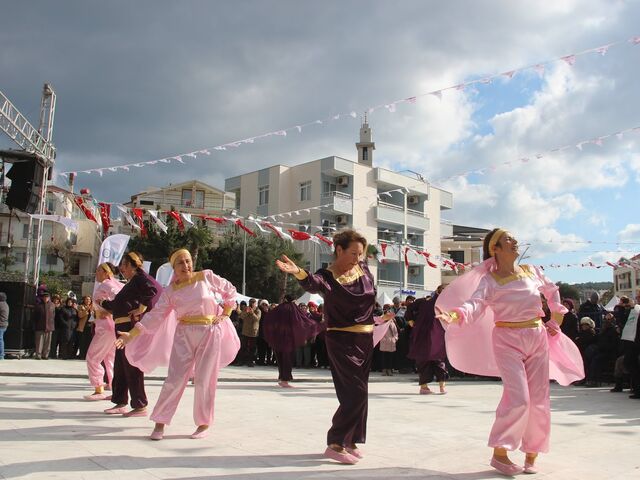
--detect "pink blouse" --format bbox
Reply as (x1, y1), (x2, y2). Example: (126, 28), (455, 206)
(93, 277), (124, 320)
(125, 270), (240, 373)
(135, 270), (237, 334)
(454, 265), (567, 324)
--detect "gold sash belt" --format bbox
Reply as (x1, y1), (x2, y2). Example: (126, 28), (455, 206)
(327, 324), (374, 334)
(495, 318), (542, 329)
(114, 317), (131, 325)
(179, 315), (222, 325)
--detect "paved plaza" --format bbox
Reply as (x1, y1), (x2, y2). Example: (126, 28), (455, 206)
(0, 359), (638, 479)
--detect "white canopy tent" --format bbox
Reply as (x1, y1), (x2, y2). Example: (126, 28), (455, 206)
(604, 296), (620, 311)
(377, 291), (393, 306)
(296, 291), (324, 305)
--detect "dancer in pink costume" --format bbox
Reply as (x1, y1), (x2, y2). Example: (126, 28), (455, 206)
(436, 228), (584, 476)
(84, 262), (124, 401)
(116, 249), (240, 440)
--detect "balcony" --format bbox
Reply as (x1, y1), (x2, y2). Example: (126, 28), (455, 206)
(375, 201), (430, 231)
(321, 191), (353, 215)
(439, 189), (453, 210)
(440, 220), (453, 238)
(320, 156), (355, 176)
(374, 168), (429, 195)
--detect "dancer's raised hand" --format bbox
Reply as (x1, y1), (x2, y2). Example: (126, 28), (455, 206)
(276, 254), (301, 275)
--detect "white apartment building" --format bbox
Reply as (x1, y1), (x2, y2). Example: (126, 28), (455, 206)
(0, 185), (101, 279)
(613, 254), (640, 299)
(225, 121), (453, 298)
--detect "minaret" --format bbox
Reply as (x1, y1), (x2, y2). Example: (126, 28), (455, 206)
(356, 113), (375, 166)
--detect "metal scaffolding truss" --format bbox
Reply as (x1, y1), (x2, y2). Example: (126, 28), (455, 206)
(0, 87), (56, 163)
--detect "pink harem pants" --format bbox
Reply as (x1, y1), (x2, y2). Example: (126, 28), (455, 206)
(489, 326), (550, 453)
(151, 323), (223, 426)
(86, 319), (115, 388)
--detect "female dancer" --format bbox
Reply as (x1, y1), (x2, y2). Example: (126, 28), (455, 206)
(262, 294), (324, 387)
(436, 228), (583, 475)
(405, 285), (448, 394)
(116, 248), (240, 440)
(84, 263), (123, 400)
(100, 251), (162, 417)
(277, 229), (391, 465)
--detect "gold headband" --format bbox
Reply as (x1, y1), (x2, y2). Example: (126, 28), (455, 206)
(127, 252), (143, 267)
(170, 248), (192, 267)
(488, 229), (507, 257)
(98, 263), (113, 276)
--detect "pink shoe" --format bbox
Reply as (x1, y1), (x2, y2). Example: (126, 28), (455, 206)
(84, 392), (109, 401)
(524, 461), (538, 474)
(490, 457), (524, 476)
(345, 446), (364, 459)
(419, 387), (432, 395)
(278, 381), (294, 388)
(324, 446), (358, 464)
(150, 429), (164, 441)
(104, 406), (128, 415)
(190, 428), (210, 439)
(123, 408), (148, 417)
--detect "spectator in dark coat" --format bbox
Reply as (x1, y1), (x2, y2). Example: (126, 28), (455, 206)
(58, 298), (79, 359)
(586, 313), (620, 386)
(613, 296), (632, 329)
(34, 292), (56, 359)
(560, 298), (579, 340)
(575, 317), (597, 384)
(578, 292), (605, 331)
(0, 292), (9, 360)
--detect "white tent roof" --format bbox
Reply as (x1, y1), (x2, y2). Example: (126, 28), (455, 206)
(296, 291), (324, 305)
(377, 291), (393, 306)
(604, 296), (620, 311)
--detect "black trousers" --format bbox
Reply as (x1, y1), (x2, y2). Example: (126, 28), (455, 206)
(417, 359), (448, 384)
(275, 350), (293, 381)
(325, 331), (373, 446)
(112, 323), (147, 409)
(381, 351), (394, 370)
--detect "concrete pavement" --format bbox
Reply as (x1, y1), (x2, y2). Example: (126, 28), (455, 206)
(0, 359), (638, 479)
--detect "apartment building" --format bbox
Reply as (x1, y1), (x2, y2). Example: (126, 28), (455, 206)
(121, 179), (236, 240)
(613, 254), (640, 299)
(440, 224), (490, 283)
(0, 185), (101, 279)
(225, 121), (453, 297)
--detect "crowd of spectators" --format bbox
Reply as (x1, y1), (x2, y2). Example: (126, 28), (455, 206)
(564, 292), (640, 400)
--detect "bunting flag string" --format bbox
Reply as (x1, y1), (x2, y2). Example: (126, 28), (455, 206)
(58, 35), (640, 178)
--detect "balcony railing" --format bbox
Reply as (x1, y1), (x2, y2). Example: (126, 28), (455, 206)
(321, 191), (353, 214)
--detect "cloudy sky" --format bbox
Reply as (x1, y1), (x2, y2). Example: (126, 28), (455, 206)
(2, 0), (638, 283)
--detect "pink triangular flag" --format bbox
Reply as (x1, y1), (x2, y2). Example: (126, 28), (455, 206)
(561, 55), (576, 66)
(534, 64), (545, 76)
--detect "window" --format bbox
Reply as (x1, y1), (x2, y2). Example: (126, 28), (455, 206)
(322, 181), (337, 194)
(70, 232), (78, 246)
(362, 147), (368, 162)
(448, 250), (465, 263)
(47, 198), (56, 213)
(234, 190), (241, 209)
(18, 252), (26, 263)
(193, 190), (204, 209)
(181, 189), (193, 207)
(258, 185), (269, 206)
(69, 257), (80, 275)
(300, 181), (311, 202)
(22, 224), (29, 239)
(140, 200), (154, 206)
(298, 220), (311, 232)
(46, 254), (58, 266)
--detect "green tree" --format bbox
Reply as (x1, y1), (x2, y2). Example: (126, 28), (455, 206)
(206, 231), (304, 302)
(557, 282), (580, 302)
(128, 217), (215, 275)
(39, 272), (73, 299)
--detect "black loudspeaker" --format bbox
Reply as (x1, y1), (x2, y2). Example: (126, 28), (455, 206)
(0, 281), (36, 356)
(5, 160), (45, 214)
